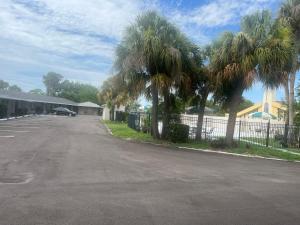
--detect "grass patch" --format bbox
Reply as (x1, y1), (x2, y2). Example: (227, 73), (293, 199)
(177, 141), (300, 161)
(103, 120), (154, 142)
(103, 121), (300, 162)
(240, 137), (282, 148)
(227, 144), (300, 161)
(240, 137), (300, 154)
(281, 147), (300, 154)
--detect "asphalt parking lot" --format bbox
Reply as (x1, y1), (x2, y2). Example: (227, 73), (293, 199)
(0, 115), (300, 225)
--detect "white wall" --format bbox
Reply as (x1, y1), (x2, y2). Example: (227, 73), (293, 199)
(102, 107), (110, 120)
(102, 104), (125, 120)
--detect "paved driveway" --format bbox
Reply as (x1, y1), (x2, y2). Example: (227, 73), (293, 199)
(0, 116), (299, 225)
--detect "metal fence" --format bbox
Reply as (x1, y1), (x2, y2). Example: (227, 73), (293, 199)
(179, 116), (300, 149)
(115, 111), (127, 122)
(128, 112), (300, 149)
(128, 112), (151, 133)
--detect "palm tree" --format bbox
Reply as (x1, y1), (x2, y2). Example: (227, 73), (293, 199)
(98, 74), (129, 120)
(279, 0), (300, 126)
(242, 10), (294, 87)
(211, 32), (257, 145)
(115, 11), (196, 139)
(160, 34), (199, 139)
(211, 11), (293, 145)
(187, 46), (212, 141)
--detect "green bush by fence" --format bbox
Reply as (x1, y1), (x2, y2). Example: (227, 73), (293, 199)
(169, 123), (189, 143)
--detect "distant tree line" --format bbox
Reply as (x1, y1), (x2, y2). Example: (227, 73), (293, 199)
(0, 80), (22, 92)
(43, 72), (99, 104)
(0, 72), (100, 104)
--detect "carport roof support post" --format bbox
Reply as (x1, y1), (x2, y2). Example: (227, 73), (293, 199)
(7, 100), (16, 118)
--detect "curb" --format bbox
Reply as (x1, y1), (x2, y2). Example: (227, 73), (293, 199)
(102, 122), (113, 135)
(102, 122), (300, 164)
(176, 146), (300, 163)
(140, 141), (300, 163)
(0, 114), (37, 122)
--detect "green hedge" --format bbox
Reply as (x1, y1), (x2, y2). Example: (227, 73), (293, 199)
(169, 123), (189, 143)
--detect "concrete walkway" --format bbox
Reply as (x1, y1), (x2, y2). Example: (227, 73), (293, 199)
(0, 116), (299, 225)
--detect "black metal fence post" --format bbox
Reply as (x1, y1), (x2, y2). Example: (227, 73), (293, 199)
(283, 123), (288, 147)
(204, 117), (208, 140)
(266, 120), (270, 147)
(298, 128), (300, 149)
(138, 112), (141, 131)
(238, 120), (242, 142)
(148, 113), (151, 134)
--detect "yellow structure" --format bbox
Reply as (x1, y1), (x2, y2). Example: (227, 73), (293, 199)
(237, 89), (287, 121)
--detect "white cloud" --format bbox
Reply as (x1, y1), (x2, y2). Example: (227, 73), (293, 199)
(0, 0), (142, 58)
(170, 0), (278, 28)
(0, 0), (145, 89)
(162, 0), (280, 46)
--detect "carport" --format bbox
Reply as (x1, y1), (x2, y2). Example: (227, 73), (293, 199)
(0, 90), (78, 118)
(77, 101), (101, 115)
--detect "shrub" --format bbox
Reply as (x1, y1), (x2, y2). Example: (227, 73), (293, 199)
(141, 116), (151, 133)
(169, 123), (189, 143)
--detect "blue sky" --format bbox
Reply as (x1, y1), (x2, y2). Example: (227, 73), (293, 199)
(0, 0), (298, 103)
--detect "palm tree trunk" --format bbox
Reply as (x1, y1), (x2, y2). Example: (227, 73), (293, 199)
(151, 83), (160, 139)
(225, 89), (243, 146)
(196, 92), (209, 141)
(110, 106), (115, 121)
(284, 79), (289, 123)
(289, 72), (295, 126)
(161, 88), (170, 139)
(283, 79), (289, 147)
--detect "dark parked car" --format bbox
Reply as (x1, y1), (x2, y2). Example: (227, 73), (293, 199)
(52, 107), (76, 116)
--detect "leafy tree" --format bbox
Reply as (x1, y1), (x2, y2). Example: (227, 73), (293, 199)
(58, 80), (99, 103)
(29, 89), (45, 95)
(43, 72), (63, 96)
(0, 80), (22, 92)
(203, 97), (253, 116)
(0, 80), (9, 90)
(78, 84), (99, 104)
(42, 72), (98, 103)
(205, 99), (226, 116)
(8, 85), (22, 92)
(58, 80), (80, 101)
(237, 98), (254, 112)
(125, 100), (141, 112)
(158, 95), (186, 115)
